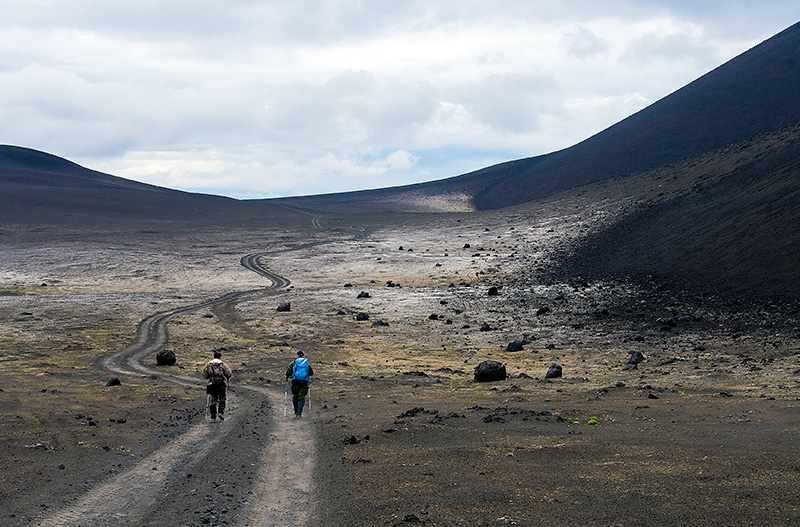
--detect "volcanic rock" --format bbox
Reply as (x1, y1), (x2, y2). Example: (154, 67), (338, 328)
(474, 360), (507, 382)
(545, 363), (562, 379)
(506, 339), (525, 352)
(156, 349), (176, 366)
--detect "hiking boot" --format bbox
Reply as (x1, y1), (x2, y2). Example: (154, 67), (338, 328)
(218, 414), (224, 421)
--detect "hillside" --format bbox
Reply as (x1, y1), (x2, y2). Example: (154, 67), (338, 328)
(549, 124), (800, 299)
(0, 145), (298, 228)
(276, 21), (800, 213)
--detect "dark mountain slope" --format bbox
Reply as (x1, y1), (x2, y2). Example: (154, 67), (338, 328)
(551, 125), (800, 300)
(0, 145), (296, 228)
(278, 21), (800, 213)
(469, 20), (800, 210)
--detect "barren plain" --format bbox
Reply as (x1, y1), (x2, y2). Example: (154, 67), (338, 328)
(1, 176), (799, 526)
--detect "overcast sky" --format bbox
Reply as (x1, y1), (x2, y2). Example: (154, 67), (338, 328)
(2, 2), (798, 199)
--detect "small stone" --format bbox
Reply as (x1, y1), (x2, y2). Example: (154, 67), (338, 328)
(506, 340), (525, 352)
(545, 363), (562, 379)
(156, 349), (176, 366)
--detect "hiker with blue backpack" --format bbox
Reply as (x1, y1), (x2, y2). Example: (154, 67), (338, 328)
(286, 350), (313, 418)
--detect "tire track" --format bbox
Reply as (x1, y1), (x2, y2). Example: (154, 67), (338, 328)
(32, 251), (313, 527)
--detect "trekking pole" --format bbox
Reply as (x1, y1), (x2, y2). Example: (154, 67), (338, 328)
(308, 383), (312, 410)
(284, 380), (288, 417)
(206, 393), (211, 419)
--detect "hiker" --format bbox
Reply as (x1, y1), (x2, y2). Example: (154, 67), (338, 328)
(202, 350), (232, 420)
(286, 350), (313, 418)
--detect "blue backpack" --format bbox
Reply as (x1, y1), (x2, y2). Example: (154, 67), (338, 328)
(292, 358), (310, 382)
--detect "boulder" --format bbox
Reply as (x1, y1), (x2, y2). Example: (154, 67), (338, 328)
(357, 291), (371, 299)
(628, 351), (645, 364)
(545, 363), (562, 379)
(474, 360), (507, 382)
(156, 349), (176, 366)
(106, 376), (122, 386)
(506, 339), (525, 352)
(355, 312), (370, 321)
(488, 286), (500, 296)
(277, 302), (291, 312)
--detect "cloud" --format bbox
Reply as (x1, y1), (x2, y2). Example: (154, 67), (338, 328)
(621, 27), (714, 65)
(1, 1), (798, 198)
(97, 147), (422, 198)
(563, 27), (610, 59)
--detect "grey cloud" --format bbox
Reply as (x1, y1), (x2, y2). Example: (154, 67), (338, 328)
(563, 27), (610, 59)
(456, 71), (563, 133)
(259, 71), (438, 148)
(621, 31), (714, 65)
(2, 1), (799, 198)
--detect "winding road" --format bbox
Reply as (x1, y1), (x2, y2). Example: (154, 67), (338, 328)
(33, 251), (315, 527)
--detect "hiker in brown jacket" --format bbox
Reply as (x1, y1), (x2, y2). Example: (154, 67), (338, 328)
(202, 350), (232, 420)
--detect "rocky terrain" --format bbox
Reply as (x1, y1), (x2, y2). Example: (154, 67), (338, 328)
(2, 21), (799, 527)
(1, 169), (798, 526)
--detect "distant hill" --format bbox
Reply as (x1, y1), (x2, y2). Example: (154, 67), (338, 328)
(0, 145), (297, 228)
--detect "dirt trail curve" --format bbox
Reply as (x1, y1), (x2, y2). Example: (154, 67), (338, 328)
(31, 252), (315, 527)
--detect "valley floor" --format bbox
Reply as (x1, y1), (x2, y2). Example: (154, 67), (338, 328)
(1, 199), (798, 526)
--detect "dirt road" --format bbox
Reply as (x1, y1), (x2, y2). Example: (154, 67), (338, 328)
(31, 253), (315, 527)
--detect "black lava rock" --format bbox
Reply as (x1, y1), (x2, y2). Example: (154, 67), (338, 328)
(474, 360), (507, 382)
(628, 351), (645, 365)
(506, 339), (525, 352)
(545, 363), (562, 379)
(156, 349), (176, 366)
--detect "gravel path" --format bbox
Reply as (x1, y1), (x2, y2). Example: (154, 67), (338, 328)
(31, 252), (314, 526)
